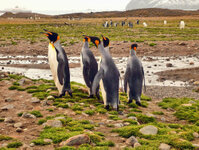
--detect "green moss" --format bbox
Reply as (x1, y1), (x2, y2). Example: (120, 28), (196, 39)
(130, 108), (142, 113)
(71, 104), (83, 111)
(38, 119), (47, 125)
(13, 82), (20, 86)
(7, 142), (22, 148)
(8, 74), (22, 80)
(0, 135), (12, 141)
(180, 131), (194, 141)
(8, 85), (19, 90)
(87, 133), (102, 144)
(57, 103), (69, 108)
(108, 115), (121, 121)
(96, 141), (115, 147)
(152, 111), (164, 115)
(141, 95), (152, 101)
(108, 111), (118, 115)
(56, 146), (76, 150)
(137, 114), (156, 124)
(32, 139), (51, 145)
(128, 103), (138, 108)
(26, 85), (37, 89)
(30, 110), (43, 118)
(84, 110), (95, 116)
(168, 124), (182, 129)
(123, 119), (138, 125)
(149, 43), (157, 46)
(17, 112), (23, 117)
(96, 108), (107, 114)
(46, 108), (54, 112)
(0, 118), (5, 122)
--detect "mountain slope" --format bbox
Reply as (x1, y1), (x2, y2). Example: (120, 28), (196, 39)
(126, 0), (199, 10)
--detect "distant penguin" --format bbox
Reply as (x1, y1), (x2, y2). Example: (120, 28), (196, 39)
(180, 20), (185, 29)
(41, 29), (72, 97)
(80, 36), (100, 99)
(124, 44), (145, 106)
(87, 36), (120, 110)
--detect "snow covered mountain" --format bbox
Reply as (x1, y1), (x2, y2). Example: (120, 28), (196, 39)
(126, 0), (199, 10)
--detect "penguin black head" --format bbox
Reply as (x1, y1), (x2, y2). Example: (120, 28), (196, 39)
(83, 35), (91, 42)
(87, 36), (101, 48)
(131, 44), (138, 51)
(102, 35), (110, 48)
(41, 29), (60, 43)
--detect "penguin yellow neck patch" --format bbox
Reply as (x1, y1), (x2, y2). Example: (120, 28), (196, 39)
(95, 40), (99, 47)
(49, 43), (55, 49)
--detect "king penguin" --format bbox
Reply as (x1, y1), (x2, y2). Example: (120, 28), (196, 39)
(80, 36), (100, 99)
(124, 44), (145, 106)
(41, 29), (72, 97)
(87, 36), (120, 110)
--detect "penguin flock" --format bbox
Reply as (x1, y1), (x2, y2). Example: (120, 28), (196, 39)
(41, 29), (145, 111)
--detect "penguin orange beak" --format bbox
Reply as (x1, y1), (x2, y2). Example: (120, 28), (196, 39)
(41, 29), (53, 37)
(83, 35), (91, 42)
(101, 35), (106, 40)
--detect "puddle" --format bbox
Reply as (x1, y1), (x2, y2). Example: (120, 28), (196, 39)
(0, 55), (199, 87)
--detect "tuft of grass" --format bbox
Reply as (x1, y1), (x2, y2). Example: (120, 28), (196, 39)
(149, 43), (157, 46)
(152, 111), (164, 115)
(17, 112), (23, 117)
(30, 110), (43, 118)
(96, 141), (115, 147)
(84, 110), (95, 116)
(7, 141), (23, 148)
(0, 135), (12, 141)
(32, 139), (51, 146)
(38, 119), (47, 125)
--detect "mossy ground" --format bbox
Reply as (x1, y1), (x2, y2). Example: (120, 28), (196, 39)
(1, 73), (199, 149)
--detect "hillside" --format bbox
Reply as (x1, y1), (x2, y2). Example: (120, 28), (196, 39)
(1, 8), (199, 19)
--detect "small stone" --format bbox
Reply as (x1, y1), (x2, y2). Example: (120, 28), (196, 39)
(22, 113), (36, 119)
(134, 143), (141, 148)
(146, 113), (155, 118)
(189, 100), (196, 104)
(193, 144), (199, 148)
(47, 96), (54, 100)
(128, 116), (137, 121)
(43, 120), (63, 128)
(31, 97), (40, 103)
(16, 128), (23, 132)
(159, 143), (171, 150)
(166, 63), (173, 67)
(82, 113), (89, 117)
(193, 81), (199, 86)
(190, 62), (194, 65)
(126, 136), (138, 146)
(60, 134), (90, 146)
(98, 122), (105, 126)
(4, 117), (15, 123)
(14, 122), (23, 128)
(124, 122), (130, 126)
(139, 125), (158, 135)
(44, 139), (53, 143)
(193, 132), (199, 138)
(161, 117), (166, 122)
(179, 42), (186, 46)
(1, 104), (14, 110)
(114, 123), (124, 128)
(5, 98), (13, 102)
(30, 143), (35, 147)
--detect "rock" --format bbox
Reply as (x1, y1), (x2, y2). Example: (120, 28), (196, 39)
(16, 128), (23, 132)
(193, 81), (199, 85)
(82, 113), (89, 117)
(146, 113), (155, 118)
(161, 117), (166, 122)
(193, 144), (199, 148)
(1, 104), (14, 110)
(21, 144), (30, 150)
(166, 63), (173, 67)
(189, 100), (196, 104)
(98, 122), (105, 126)
(4, 117), (15, 123)
(159, 143), (171, 150)
(128, 116), (138, 121)
(190, 62), (194, 65)
(14, 122), (23, 128)
(134, 143), (141, 148)
(31, 97), (40, 103)
(181, 104), (192, 107)
(179, 42), (186, 46)
(5, 98), (14, 102)
(126, 136), (138, 146)
(47, 96), (55, 100)
(114, 123), (124, 128)
(43, 120), (63, 128)
(193, 132), (199, 138)
(60, 134), (90, 146)
(22, 113), (36, 119)
(30, 143), (35, 147)
(139, 125), (158, 135)
(44, 139), (53, 143)
(124, 122), (130, 126)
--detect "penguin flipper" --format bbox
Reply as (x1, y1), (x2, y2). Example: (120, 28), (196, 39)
(142, 66), (146, 92)
(124, 66), (130, 93)
(92, 68), (104, 95)
(83, 62), (91, 88)
(57, 59), (64, 85)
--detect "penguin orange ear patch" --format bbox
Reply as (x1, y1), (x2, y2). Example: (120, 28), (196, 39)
(95, 40), (99, 46)
(134, 47), (137, 51)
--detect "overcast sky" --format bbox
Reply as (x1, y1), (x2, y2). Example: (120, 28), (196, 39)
(1, 0), (131, 15)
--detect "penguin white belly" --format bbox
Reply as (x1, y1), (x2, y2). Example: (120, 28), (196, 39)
(100, 80), (107, 106)
(48, 43), (63, 94)
(127, 82), (130, 100)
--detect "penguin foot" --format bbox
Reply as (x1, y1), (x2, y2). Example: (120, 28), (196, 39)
(105, 105), (110, 110)
(128, 100), (132, 104)
(136, 101), (142, 106)
(96, 93), (100, 100)
(59, 93), (65, 98)
(68, 91), (73, 98)
(88, 95), (94, 99)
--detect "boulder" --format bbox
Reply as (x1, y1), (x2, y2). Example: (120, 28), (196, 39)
(159, 143), (171, 150)
(1, 104), (14, 110)
(139, 125), (158, 135)
(60, 134), (90, 146)
(126, 136), (138, 146)
(43, 120), (63, 128)
(22, 113), (36, 119)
